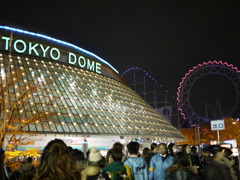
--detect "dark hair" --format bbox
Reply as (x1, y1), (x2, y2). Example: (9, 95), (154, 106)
(34, 139), (80, 180)
(150, 143), (157, 151)
(208, 145), (222, 155)
(98, 156), (106, 168)
(86, 149), (90, 158)
(174, 152), (190, 166)
(67, 146), (73, 153)
(127, 142), (139, 155)
(190, 146), (197, 154)
(0, 148), (4, 155)
(168, 143), (175, 155)
(108, 148), (123, 161)
(26, 157), (33, 163)
(143, 147), (149, 155)
(106, 142), (124, 166)
(182, 144), (190, 154)
(224, 148), (233, 156)
(168, 143), (175, 149)
(112, 142), (124, 150)
(71, 149), (85, 161)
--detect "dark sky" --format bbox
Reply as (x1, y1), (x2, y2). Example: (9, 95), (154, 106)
(1, 1), (240, 118)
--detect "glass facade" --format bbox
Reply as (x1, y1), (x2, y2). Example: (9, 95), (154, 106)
(0, 26), (184, 140)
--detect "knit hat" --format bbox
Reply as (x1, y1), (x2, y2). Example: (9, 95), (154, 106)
(88, 147), (102, 162)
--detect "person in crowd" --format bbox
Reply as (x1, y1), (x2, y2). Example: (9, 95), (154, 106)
(112, 142), (125, 151)
(141, 147), (150, 173)
(86, 149), (90, 159)
(17, 157), (36, 180)
(34, 139), (80, 180)
(182, 144), (192, 166)
(232, 155), (240, 178)
(145, 143), (157, 167)
(200, 146), (212, 168)
(168, 143), (176, 157)
(222, 148), (238, 180)
(81, 147), (105, 180)
(101, 148), (127, 180)
(166, 152), (201, 180)
(71, 149), (86, 172)
(190, 146), (203, 169)
(106, 142), (126, 166)
(149, 143), (174, 180)
(124, 141), (148, 180)
(67, 146), (74, 154)
(203, 145), (231, 180)
(141, 147), (150, 158)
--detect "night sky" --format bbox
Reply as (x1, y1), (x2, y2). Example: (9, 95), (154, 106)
(1, 1), (240, 119)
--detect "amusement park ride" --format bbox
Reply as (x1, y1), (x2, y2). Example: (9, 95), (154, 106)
(122, 67), (182, 128)
(122, 61), (240, 129)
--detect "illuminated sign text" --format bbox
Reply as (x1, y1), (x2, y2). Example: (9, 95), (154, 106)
(1, 36), (101, 74)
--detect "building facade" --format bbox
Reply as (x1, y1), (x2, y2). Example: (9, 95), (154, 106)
(0, 26), (184, 151)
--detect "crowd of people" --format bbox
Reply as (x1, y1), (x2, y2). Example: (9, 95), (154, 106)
(0, 139), (239, 180)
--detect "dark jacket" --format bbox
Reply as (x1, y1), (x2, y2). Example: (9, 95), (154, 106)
(203, 159), (231, 180)
(144, 151), (155, 167)
(166, 164), (201, 180)
(191, 153), (203, 169)
(17, 161), (36, 180)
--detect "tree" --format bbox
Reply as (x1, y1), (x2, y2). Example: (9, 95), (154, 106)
(0, 70), (56, 149)
(198, 118), (240, 146)
(198, 122), (217, 144)
(177, 118), (240, 148)
(219, 118), (240, 146)
(177, 128), (195, 145)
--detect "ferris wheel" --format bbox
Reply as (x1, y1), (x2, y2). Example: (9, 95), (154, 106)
(177, 61), (240, 127)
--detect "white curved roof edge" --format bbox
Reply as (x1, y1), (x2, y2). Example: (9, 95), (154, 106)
(0, 25), (119, 74)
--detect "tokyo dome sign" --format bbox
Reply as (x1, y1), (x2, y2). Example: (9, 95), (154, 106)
(0, 36), (102, 74)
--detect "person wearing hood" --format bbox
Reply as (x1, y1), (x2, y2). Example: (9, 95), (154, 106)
(17, 157), (36, 180)
(149, 143), (174, 180)
(124, 141), (148, 180)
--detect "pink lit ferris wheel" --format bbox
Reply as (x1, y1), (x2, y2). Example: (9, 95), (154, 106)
(177, 61), (240, 126)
